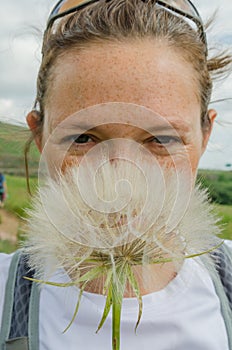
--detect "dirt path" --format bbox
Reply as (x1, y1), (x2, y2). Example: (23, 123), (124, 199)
(0, 209), (21, 242)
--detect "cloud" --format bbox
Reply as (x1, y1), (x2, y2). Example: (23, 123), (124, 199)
(0, 0), (48, 121)
(0, 99), (14, 115)
(1, 38), (40, 95)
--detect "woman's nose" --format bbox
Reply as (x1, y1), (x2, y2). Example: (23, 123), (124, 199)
(100, 138), (145, 162)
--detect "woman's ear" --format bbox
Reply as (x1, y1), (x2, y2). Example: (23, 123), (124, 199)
(201, 109), (217, 154)
(26, 110), (43, 153)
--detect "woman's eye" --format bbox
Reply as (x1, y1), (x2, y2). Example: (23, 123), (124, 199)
(150, 135), (182, 145)
(73, 134), (93, 144)
(58, 134), (95, 146)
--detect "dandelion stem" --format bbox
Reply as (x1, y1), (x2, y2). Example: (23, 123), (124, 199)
(112, 287), (122, 350)
(112, 266), (127, 350)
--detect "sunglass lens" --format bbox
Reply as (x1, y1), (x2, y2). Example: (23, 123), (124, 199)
(159, 0), (198, 18)
(54, 0), (91, 15)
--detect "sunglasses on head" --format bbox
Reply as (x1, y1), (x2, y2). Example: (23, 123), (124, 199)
(46, 0), (207, 54)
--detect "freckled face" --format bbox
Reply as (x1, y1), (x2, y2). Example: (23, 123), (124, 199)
(41, 39), (208, 175)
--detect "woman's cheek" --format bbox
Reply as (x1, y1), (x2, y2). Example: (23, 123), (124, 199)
(156, 149), (200, 180)
(61, 156), (82, 173)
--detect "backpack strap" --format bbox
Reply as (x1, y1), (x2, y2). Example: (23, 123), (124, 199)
(209, 243), (232, 348)
(214, 243), (232, 308)
(0, 250), (40, 350)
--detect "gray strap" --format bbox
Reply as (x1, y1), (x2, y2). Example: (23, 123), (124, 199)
(9, 254), (35, 339)
(28, 280), (40, 350)
(0, 251), (40, 350)
(0, 250), (21, 350)
(219, 244), (232, 347)
(212, 272), (232, 349)
(205, 245), (232, 349)
(218, 243), (232, 307)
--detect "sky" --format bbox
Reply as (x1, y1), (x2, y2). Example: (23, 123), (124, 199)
(0, 0), (231, 170)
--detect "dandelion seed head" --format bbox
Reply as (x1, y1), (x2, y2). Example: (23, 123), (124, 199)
(24, 155), (221, 285)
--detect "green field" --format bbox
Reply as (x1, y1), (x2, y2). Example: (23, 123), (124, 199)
(216, 204), (232, 240)
(0, 121), (40, 176)
(198, 169), (232, 206)
(4, 175), (38, 218)
(0, 175), (38, 253)
(0, 174), (231, 254)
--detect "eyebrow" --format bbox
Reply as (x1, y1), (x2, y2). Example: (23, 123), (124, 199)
(55, 120), (191, 134)
(146, 120), (191, 134)
(55, 122), (93, 131)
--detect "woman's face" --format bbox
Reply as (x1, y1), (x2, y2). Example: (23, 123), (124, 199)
(28, 39), (216, 177)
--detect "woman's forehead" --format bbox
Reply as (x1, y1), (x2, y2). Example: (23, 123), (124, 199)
(45, 40), (200, 130)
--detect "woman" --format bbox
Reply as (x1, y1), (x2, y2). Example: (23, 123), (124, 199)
(0, 173), (7, 208)
(0, 1), (232, 349)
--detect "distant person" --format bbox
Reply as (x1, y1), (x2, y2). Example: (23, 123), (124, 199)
(0, 172), (7, 208)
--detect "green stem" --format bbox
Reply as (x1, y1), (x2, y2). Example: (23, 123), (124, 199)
(112, 286), (123, 350)
(111, 265), (127, 350)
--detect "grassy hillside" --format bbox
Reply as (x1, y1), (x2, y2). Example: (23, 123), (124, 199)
(0, 175), (38, 253)
(0, 122), (40, 176)
(216, 204), (232, 240)
(4, 175), (37, 217)
(198, 169), (232, 205)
